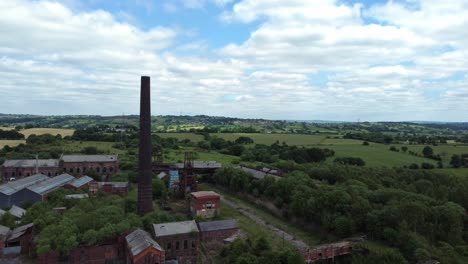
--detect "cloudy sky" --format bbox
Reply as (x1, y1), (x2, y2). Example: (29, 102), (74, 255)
(0, 0), (467, 121)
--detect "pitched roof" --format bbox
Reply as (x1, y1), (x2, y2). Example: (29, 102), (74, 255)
(153, 220), (199, 237)
(26, 174), (75, 195)
(0, 174), (49, 195)
(7, 223), (34, 242)
(2, 159), (58, 168)
(198, 219), (238, 232)
(126, 229), (163, 257)
(68, 176), (94, 188)
(62, 155), (118, 163)
(190, 191), (220, 199)
(8, 205), (26, 218)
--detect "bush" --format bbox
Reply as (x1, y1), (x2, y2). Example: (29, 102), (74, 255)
(421, 163), (435, 170)
(334, 157), (365, 166)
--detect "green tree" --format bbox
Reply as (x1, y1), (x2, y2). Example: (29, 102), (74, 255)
(422, 146), (434, 158)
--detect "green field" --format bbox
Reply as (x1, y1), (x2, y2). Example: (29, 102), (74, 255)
(0, 140), (26, 148)
(20, 128), (75, 138)
(157, 133), (328, 146)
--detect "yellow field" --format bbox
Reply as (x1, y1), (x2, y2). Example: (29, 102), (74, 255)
(0, 140), (26, 148)
(20, 128), (75, 138)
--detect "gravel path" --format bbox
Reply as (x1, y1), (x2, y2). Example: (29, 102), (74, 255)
(221, 196), (309, 251)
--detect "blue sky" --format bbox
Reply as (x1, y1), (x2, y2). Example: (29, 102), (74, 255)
(0, 0), (467, 121)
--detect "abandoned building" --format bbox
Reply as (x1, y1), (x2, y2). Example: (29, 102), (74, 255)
(63, 175), (94, 192)
(1, 223), (36, 257)
(1, 154), (119, 181)
(88, 181), (130, 196)
(153, 220), (200, 264)
(304, 241), (354, 263)
(0, 174), (49, 208)
(1, 159), (59, 180)
(0, 173), (96, 208)
(190, 191), (220, 219)
(126, 228), (165, 264)
(60, 154), (119, 177)
(198, 219), (239, 244)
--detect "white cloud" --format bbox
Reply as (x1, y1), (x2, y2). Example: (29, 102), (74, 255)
(0, 0), (467, 121)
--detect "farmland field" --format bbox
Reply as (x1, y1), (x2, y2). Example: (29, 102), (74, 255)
(0, 140), (26, 148)
(20, 128), (75, 138)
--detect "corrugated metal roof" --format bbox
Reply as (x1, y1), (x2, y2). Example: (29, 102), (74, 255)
(153, 220), (199, 237)
(7, 223), (34, 242)
(27, 174), (75, 195)
(126, 229), (163, 257)
(69, 176), (93, 188)
(0, 174), (49, 195)
(65, 194), (89, 199)
(8, 205), (25, 218)
(2, 159), (58, 168)
(198, 219), (238, 232)
(62, 155), (118, 163)
(2, 246), (21, 255)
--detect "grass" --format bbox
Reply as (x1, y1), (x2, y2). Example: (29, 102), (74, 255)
(321, 144), (438, 167)
(20, 128), (75, 138)
(201, 184), (320, 247)
(0, 140), (26, 148)
(393, 144), (468, 167)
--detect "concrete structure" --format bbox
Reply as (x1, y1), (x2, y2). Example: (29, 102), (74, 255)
(190, 191), (220, 219)
(1, 159), (59, 181)
(126, 228), (165, 264)
(198, 219), (239, 244)
(64, 176), (94, 191)
(153, 220), (200, 264)
(61, 155), (119, 177)
(0, 174), (49, 208)
(138, 76), (154, 216)
(65, 194), (89, 199)
(21, 174), (75, 204)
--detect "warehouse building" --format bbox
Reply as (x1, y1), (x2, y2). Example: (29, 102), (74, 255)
(198, 219), (239, 244)
(0, 174), (49, 208)
(61, 155), (119, 178)
(21, 174), (75, 204)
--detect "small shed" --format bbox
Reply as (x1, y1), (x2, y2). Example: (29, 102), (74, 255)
(65, 194), (89, 199)
(190, 191), (220, 219)
(64, 176), (94, 191)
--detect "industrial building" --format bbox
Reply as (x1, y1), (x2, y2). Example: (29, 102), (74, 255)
(190, 191), (220, 219)
(89, 181), (129, 196)
(153, 220), (200, 264)
(1, 154), (119, 181)
(64, 175), (94, 191)
(1, 159), (59, 180)
(21, 174), (75, 204)
(198, 219), (239, 244)
(125, 228), (165, 264)
(0, 174), (49, 208)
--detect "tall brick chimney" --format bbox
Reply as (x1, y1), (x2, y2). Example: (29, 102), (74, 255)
(137, 76), (154, 216)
